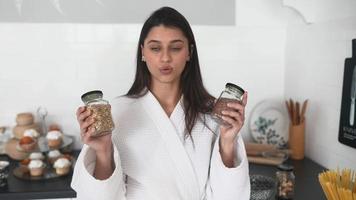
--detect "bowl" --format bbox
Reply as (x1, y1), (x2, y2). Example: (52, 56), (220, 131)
(250, 174), (276, 200)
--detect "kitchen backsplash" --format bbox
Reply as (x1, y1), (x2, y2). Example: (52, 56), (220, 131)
(0, 23), (287, 149)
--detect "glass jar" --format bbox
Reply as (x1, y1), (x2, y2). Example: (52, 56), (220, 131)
(81, 90), (114, 137)
(212, 83), (245, 125)
(276, 164), (295, 200)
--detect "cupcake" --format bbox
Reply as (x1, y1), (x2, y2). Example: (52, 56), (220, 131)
(29, 152), (44, 160)
(16, 112), (34, 126)
(53, 158), (71, 175)
(19, 136), (37, 152)
(60, 154), (72, 160)
(19, 158), (31, 173)
(47, 150), (62, 164)
(49, 124), (61, 132)
(46, 130), (63, 149)
(23, 129), (40, 139)
(28, 159), (45, 176)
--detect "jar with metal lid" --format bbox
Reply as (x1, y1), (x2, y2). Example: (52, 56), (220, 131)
(276, 164), (295, 200)
(81, 90), (114, 137)
(212, 83), (245, 125)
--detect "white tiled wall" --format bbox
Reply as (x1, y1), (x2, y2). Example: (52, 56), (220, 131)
(0, 0), (290, 149)
(284, 12), (356, 170)
(0, 2), (300, 151)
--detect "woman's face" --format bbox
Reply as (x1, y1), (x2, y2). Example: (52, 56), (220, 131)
(142, 25), (190, 87)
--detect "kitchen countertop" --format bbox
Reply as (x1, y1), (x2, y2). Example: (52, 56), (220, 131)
(250, 158), (327, 200)
(0, 151), (78, 200)
(0, 151), (326, 200)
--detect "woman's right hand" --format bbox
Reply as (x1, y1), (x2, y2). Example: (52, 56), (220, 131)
(77, 106), (115, 179)
(76, 106), (113, 155)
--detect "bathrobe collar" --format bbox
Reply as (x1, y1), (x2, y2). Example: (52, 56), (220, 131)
(140, 90), (200, 200)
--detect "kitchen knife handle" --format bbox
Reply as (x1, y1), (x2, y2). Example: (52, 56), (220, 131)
(350, 99), (355, 126)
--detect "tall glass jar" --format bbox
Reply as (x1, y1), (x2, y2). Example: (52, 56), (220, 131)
(81, 90), (114, 137)
(276, 164), (295, 200)
(212, 83), (245, 125)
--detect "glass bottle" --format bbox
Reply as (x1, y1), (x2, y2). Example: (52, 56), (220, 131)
(81, 90), (114, 137)
(276, 164), (295, 200)
(212, 83), (245, 125)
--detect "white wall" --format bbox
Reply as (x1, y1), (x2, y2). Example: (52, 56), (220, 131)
(284, 1), (356, 169)
(0, 1), (291, 149)
(0, 0), (235, 25)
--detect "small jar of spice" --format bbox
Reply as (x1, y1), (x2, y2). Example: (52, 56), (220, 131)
(81, 90), (114, 137)
(276, 164), (295, 200)
(212, 83), (245, 126)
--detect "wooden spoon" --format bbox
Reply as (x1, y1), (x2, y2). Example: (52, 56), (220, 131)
(285, 100), (292, 122)
(296, 102), (300, 125)
(290, 99), (295, 125)
(301, 100), (308, 123)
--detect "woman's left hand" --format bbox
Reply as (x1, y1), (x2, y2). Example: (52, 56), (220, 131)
(219, 91), (248, 146)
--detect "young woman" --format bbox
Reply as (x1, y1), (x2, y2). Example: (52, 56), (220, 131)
(72, 7), (250, 200)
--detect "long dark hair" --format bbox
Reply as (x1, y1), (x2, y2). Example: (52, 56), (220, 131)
(127, 7), (215, 137)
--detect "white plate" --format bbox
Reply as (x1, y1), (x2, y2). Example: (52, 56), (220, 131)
(249, 100), (289, 148)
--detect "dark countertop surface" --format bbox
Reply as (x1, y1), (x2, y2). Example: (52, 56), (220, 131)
(0, 151), (326, 200)
(0, 151), (79, 200)
(250, 158), (327, 200)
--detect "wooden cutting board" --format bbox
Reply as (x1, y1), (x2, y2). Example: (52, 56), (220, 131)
(248, 155), (285, 166)
(245, 142), (276, 156)
(246, 142), (289, 166)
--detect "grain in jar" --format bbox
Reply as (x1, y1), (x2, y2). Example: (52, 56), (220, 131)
(81, 90), (114, 137)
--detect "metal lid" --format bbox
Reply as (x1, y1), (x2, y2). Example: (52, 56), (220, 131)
(225, 83), (245, 94)
(81, 90), (103, 104)
(277, 164), (294, 172)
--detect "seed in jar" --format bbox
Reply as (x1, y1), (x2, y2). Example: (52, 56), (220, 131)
(286, 181), (293, 187)
(87, 104), (114, 136)
(284, 187), (293, 192)
(212, 98), (240, 117)
(281, 182), (288, 187)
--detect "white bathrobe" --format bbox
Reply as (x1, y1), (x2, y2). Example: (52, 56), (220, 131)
(71, 91), (250, 200)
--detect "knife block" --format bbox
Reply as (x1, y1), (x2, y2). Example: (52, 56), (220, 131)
(288, 121), (305, 160)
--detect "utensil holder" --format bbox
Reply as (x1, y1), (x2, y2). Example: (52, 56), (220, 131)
(289, 121), (305, 160)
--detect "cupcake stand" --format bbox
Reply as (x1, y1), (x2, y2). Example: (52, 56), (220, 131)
(12, 135), (75, 180)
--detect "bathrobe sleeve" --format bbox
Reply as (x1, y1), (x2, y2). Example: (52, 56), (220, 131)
(71, 144), (126, 200)
(205, 134), (251, 200)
